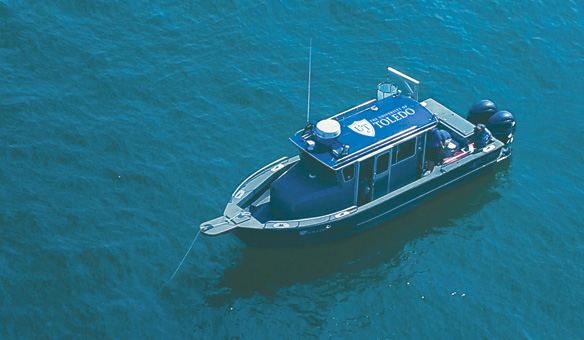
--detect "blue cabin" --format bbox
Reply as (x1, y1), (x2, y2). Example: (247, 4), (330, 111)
(268, 90), (437, 220)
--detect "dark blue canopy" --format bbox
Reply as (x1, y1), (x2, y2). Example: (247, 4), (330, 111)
(291, 94), (437, 169)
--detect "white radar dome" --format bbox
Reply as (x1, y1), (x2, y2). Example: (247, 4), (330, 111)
(315, 119), (341, 140)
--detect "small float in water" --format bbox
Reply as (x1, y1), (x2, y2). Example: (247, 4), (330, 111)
(200, 67), (515, 246)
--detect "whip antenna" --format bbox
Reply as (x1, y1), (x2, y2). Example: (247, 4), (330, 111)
(306, 38), (312, 123)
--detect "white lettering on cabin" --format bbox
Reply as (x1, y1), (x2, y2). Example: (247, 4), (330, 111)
(369, 106), (415, 129)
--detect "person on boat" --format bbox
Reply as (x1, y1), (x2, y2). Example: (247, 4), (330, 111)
(473, 124), (493, 148)
(427, 128), (451, 165)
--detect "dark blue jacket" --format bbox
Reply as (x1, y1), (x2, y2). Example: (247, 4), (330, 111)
(474, 124), (492, 148)
(429, 129), (451, 149)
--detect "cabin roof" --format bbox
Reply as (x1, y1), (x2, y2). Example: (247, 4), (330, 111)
(290, 94), (437, 170)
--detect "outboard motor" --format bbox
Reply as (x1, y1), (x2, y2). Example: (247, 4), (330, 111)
(467, 100), (498, 126)
(487, 110), (516, 144)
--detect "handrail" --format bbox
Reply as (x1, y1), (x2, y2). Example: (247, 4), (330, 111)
(266, 206), (358, 226)
(231, 156), (288, 198)
(387, 66), (420, 101)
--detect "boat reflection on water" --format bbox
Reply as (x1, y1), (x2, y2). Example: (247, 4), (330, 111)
(206, 163), (509, 303)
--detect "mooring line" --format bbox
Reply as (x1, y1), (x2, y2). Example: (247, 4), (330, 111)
(159, 230), (201, 291)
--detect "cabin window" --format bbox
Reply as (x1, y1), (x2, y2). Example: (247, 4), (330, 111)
(392, 138), (416, 164)
(376, 152), (390, 174)
(342, 164), (355, 181)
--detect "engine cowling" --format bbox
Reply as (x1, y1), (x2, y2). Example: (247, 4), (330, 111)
(467, 99), (498, 126)
(487, 110), (516, 144)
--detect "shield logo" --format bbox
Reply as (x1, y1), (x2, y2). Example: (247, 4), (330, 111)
(348, 119), (375, 137)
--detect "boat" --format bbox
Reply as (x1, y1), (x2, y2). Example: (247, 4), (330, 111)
(200, 67), (516, 246)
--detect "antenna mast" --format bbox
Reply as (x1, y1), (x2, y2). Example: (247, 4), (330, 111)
(306, 38), (312, 123)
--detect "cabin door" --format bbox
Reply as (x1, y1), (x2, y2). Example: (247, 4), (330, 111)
(389, 137), (418, 191)
(357, 157), (374, 205)
(357, 151), (392, 205)
(372, 151), (391, 200)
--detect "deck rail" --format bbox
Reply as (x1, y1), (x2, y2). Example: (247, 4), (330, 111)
(231, 156), (288, 199)
(386, 66), (420, 101)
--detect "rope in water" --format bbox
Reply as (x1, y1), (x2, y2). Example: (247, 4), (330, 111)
(159, 230), (201, 290)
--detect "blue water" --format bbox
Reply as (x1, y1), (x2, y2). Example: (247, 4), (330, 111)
(2, 0), (583, 338)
